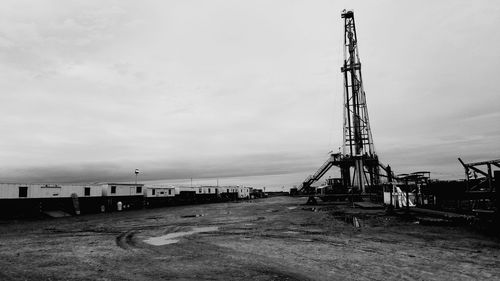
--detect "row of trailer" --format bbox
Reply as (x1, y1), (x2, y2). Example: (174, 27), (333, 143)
(0, 183), (251, 218)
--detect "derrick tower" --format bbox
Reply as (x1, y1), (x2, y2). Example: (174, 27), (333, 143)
(299, 10), (382, 194)
(340, 10), (379, 192)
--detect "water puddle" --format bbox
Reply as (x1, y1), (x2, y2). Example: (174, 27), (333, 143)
(287, 206), (297, 210)
(143, 226), (219, 246)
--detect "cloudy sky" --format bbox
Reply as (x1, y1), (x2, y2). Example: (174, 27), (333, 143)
(0, 0), (499, 184)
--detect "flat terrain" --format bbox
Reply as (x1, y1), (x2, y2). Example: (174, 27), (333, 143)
(0, 196), (499, 281)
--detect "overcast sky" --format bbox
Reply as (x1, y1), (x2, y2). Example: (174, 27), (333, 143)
(0, 1), (499, 184)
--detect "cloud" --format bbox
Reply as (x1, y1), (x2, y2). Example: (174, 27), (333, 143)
(3, 150), (322, 183)
(0, 1), (499, 184)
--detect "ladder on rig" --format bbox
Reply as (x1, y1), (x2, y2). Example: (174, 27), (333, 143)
(300, 153), (342, 193)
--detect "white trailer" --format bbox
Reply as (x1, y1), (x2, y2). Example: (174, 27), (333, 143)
(0, 183), (102, 199)
(102, 183), (145, 197)
(145, 186), (176, 197)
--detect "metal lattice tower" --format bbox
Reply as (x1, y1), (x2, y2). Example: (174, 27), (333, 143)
(341, 10), (375, 157)
(340, 10), (379, 192)
(299, 10), (383, 194)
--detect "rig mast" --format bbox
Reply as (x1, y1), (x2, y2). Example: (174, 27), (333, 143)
(340, 10), (379, 192)
(299, 10), (383, 194)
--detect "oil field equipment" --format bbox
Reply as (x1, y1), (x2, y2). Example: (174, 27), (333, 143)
(458, 158), (500, 192)
(300, 10), (393, 195)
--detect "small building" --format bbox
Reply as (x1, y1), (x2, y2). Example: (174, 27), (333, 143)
(145, 185), (176, 198)
(0, 183), (103, 217)
(102, 183), (145, 197)
(216, 185), (250, 199)
(215, 186), (238, 200)
(144, 185), (177, 207)
(102, 183), (145, 211)
(237, 186), (250, 199)
(198, 186), (218, 195)
(0, 183), (102, 199)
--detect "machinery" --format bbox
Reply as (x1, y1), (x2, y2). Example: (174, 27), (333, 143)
(300, 10), (393, 195)
(458, 158), (500, 192)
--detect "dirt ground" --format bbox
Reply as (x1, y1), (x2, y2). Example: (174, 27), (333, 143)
(0, 196), (499, 281)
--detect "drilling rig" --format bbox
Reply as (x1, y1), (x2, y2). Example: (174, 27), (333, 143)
(299, 10), (393, 195)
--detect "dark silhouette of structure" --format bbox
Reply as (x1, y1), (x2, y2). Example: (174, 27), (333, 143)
(300, 10), (391, 194)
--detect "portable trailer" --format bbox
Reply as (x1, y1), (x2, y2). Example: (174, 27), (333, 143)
(218, 186), (238, 201)
(144, 185), (177, 207)
(0, 182), (255, 217)
(0, 183), (102, 217)
(102, 183), (145, 211)
(237, 186), (250, 199)
(194, 186), (220, 203)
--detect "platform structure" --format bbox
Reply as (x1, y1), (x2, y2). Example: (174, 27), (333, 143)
(300, 10), (391, 195)
(458, 158), (500, 192)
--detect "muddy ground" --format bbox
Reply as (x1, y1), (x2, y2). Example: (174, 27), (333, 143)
(0, 196), (499, 281)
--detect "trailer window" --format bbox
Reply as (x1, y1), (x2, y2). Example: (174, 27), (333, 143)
(168, 189), (172, 195)
(199, 188), (202, 193)
(19, 186), (28, 198)
(227, 189), (229, 193)
(111, 186), (116, 194)
(208, 188), (211, 193)
(136, 186), (142, 193)
(152, 189), (156, 195)
(84, 187), (91, 196)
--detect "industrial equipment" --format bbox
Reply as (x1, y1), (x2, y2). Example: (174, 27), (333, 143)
(300, 10), (392, 195)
